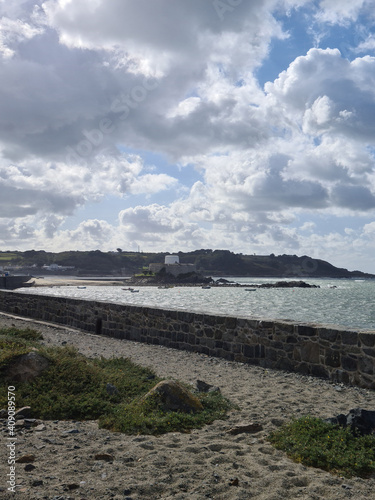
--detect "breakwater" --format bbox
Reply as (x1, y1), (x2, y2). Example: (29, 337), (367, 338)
(0, 290), (374, 389)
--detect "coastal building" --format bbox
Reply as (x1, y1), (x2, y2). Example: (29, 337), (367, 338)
(149, 255), (196, 277)
(42, 263), (75, 272)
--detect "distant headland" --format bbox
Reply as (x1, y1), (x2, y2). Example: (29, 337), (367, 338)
(1, 249), (374, 280)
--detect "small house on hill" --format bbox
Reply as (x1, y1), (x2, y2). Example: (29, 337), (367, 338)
(149, 255), (196, 277)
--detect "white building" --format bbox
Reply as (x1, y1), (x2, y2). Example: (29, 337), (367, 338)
(42, 263), (75, 271)
(149, 255), (196, 277)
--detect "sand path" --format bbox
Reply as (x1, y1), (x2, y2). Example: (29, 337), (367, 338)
(1, 312), (375, 499)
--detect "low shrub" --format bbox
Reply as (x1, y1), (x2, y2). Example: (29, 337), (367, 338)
(0, 327), (42, 369)
(99, 389), (232, 435)
(268, 415), (375, 478)
(0, 327), (233, 434)
(0, 327), (43, 341)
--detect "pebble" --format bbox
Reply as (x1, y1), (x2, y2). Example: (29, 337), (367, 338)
(31, 479), (43, 487)
(24, 464), (36, 471)
(94, 453), (114, 462)
(34, 423), (46, 431)
(1, 312), (374, 500)
(16, 454), (35, 463)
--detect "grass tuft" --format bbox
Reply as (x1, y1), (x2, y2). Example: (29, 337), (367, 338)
(268, 415), (375, 478)
(0, 327), (233, 434)
(99, 389), (232, 435)
(0, 327), (44, 341)
(0, 327), (43, 369)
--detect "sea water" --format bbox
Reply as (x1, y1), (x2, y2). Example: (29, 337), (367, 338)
(17, 277), (375, 331)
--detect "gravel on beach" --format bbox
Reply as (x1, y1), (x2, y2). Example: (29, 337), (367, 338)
(1, 312), (375, 500)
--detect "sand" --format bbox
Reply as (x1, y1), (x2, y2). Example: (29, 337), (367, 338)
(31, 277), (127, 287)
(1, 312), (375, 500)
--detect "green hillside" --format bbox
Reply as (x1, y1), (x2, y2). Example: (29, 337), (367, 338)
(0, 249), (373, 278)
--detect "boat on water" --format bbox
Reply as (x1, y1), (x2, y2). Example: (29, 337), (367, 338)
(0, 274), (35, 290)
(245, 288), (257, 291)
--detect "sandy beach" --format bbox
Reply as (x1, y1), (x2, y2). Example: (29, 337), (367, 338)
(1, 311), (375, 499)
(31, 277), (128, 287)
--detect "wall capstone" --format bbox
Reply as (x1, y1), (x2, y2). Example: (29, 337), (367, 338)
(0, 290), (374, 389)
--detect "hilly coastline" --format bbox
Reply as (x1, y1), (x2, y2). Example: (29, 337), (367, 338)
(1, 249), (374, 279)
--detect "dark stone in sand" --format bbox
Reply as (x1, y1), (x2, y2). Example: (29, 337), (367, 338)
(196, 380), (221, 393)
(325, 408), (375, 435)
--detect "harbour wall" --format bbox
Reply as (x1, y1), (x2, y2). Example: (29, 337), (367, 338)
(0, 290), (374, 389)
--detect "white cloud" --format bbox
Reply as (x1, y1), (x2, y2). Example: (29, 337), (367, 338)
(129, 174), (178, 195)
(1, 1), (375, 271)
(316, 0), (375, 24)
(303, 95), (335, 130)
(119, 204), (185, 235)
(41, 219), (116, 251)
(355, 35), (375, 53)
(363, 221), (375, 234)
(0, 16), (43, 59)
(300, 221), (316, 231)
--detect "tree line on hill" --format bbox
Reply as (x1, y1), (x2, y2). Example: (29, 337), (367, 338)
(1, 249), (374, 278)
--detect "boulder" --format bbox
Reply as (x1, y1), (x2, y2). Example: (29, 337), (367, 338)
(6, 352), (50, 383)
(325, 408), (375, 436)
(259, 281), (319, 288)
(142, 380), (203, 413)
(196, 380), (220, 393)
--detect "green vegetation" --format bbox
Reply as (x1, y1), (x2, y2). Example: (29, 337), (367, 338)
(99, 388), (230, 435)
(0, 248), (373, 277)
(0, 327), (232, 434)
(0, 328), (44, 369)
(0, 252), (19, 261)
(268, 416), (375, 478)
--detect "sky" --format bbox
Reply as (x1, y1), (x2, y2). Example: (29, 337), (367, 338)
(1, 1), (375, 272)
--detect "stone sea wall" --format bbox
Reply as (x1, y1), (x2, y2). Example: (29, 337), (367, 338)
(0, 290), (374, 389)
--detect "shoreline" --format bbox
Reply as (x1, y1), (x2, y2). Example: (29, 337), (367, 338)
(1, 312), (375, 499)
(30, 277), (128, 287)
(29, 277), (320, 289)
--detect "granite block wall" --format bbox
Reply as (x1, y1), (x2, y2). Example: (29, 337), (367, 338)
(0, 290), (374, 389)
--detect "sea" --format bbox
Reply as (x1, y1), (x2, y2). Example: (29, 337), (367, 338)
(17, 277), (375, 332)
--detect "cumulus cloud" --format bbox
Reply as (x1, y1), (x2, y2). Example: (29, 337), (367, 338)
(1, 1), (375, 270)
(0, 15), (43, 59)
(316, 0), (375, 24)
(119, 204), (186, 235)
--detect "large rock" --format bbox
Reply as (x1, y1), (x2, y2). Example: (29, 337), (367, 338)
(258, 281), (320, 288)
(142, 380), (203, 413)
(325, 408), (375, 436)
(6, 351), (50, 383)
